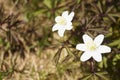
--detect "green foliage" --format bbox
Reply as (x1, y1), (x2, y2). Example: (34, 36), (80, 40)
(80, 72), (110, 80)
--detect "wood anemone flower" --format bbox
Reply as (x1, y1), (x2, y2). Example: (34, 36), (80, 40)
(76, 34), (111, 62)
(52, 11), (74, 37)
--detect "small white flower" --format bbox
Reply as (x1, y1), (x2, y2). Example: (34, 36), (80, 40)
(76, 34), (111, 62)
(52, 11), (74, 37)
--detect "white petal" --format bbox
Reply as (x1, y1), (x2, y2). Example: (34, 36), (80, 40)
(58, 29), (65, 37)
(66, 21), (72, 26)
(83, 34), (93, 44)
(76, 44), (87, 51)
(66, 25), (73, 30)
(68, 12), (74, 21)
(80, 52), (92, 62)
(94, 34), (104, 46)
(55, 16), (62, 23)
(62, 11), (68, 17)
(52, 24), (61, 31)
(92, 53), (102, 62)
(97, 45), (111, 53)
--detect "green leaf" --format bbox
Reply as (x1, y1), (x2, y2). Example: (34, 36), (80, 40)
(33, 9), (46, 16)
(0, 38), (3, 44)
(108, 38), (120, 47)
(96, 71), (108, 75)
(107, 14), (116, 22)
(77, 0), (81, 3)
(98, 1), (103, 13)
(95, 73), (109, 80)
(65, 46), (75, 58)
(61, 55), (72, 64)
(43, 0), (52, 8)
(53, 48), (63, 65)
(80, 74), (92, 80)
(109, 13), (120, 17)
(5, 42), (10, 50)
(0, 72), (3, 80)
(106, 6), (114, 13)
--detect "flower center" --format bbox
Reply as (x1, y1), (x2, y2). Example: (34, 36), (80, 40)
(86, 41), (97, 51)
(57, 17), (66, 25)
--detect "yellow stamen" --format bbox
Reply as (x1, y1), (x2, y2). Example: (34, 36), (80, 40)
(86, 41), (97, 51)
(57, 17), (66, 25)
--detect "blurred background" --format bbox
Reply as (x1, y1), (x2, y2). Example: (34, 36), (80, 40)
(0, 0), (120, 80)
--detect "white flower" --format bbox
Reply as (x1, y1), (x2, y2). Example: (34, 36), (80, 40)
(52, 11), (74, 37)
(76, 34), (111, 62)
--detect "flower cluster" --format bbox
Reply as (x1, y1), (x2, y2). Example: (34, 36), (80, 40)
(52, 11), (111, 62)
